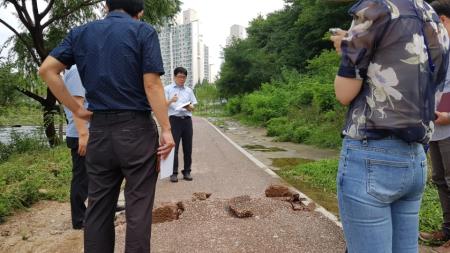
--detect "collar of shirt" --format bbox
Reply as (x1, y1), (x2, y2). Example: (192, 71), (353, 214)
(173, 83), (186, 90)
(106, 11), (133, 20)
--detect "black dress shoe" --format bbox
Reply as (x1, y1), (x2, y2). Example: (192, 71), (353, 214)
(170, 174), (178, 183)
(183, 173), (193, 181)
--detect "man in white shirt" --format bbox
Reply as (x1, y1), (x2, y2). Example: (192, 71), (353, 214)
(165, 67), (198, 182)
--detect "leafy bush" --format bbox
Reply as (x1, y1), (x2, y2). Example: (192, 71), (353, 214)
(0, 143), (13, 163)
(0, 130), (46, 163)
(267, 117), (290, 137)
(225, 96), (243, 115)
(224, 50), (345, 149)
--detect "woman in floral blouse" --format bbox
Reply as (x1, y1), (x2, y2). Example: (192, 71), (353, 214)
(331, 0), (449, 252)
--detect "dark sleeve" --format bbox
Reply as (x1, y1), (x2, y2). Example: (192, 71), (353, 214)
(49, 29), (75, 67)
(338, 0), (391, 79)
(141, 26), (165, 75)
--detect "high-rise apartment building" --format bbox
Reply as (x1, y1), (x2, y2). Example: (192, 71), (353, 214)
(159, 9), (210, 88)
(226, 24), (246, 46)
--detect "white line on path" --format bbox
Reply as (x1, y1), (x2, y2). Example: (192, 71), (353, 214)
(204, 118), (342, 228)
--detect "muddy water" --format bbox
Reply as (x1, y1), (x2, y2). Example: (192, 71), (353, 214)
(210, 117), (340, 215)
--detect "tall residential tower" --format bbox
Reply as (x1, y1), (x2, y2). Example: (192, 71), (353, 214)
(159, 9), (210, 88)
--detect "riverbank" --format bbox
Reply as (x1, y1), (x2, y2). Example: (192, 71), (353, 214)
(0, 106), (42, 127)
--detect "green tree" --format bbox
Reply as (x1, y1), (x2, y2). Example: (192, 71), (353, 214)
(0, 0), (180, 146)
(194, 80), (220, 114)
(0, 63), (21, 106)
(217, 0), (352, 97)
(217, 39), (279, 97)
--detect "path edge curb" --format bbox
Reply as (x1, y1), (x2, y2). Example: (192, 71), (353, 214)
(204, 118), (342, 228)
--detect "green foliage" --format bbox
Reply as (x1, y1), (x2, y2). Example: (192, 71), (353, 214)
(0, 63), (23, 106)
(143, 0), (181, 27)
(225, 96), (243, 115)
(0, 105), (43, 126)
(279, 159), (338, 193)
(216, 0), (352, 97)
(0, 130), (47, 163)
(217, 39), (279, 97)
(225, 50), (345, 149)
(420, 183), (442, 232)
(194, 81), (223, 116)
(0, 146), (71, 222)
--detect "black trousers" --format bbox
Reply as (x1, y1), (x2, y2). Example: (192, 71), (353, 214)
(169, 116), (193, 175)
(66, 137), (88, 229)
(430, 138), (450, 236)
(84, 111), (159, 253)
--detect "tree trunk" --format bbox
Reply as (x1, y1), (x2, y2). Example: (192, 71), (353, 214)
(18, 86), (60, 147)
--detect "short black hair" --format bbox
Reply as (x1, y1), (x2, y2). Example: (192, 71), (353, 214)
(106, 0), (144, 17)
(174, 67), (188, 76)
(432, 0), (450, 18)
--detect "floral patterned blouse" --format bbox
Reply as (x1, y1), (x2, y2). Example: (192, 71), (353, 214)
(339, 0), (449, 143)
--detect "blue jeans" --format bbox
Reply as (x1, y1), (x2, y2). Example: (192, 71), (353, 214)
(338, 137), (427, 253)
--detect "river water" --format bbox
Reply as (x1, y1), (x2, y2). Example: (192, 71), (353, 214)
(0, 126), (45, 144)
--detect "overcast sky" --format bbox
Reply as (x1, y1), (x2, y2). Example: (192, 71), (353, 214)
(179, 0), (286, 79)
(0, 0), (286, 78)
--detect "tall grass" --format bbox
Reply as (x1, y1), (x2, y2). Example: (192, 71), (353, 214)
(0, 131), (70, 222)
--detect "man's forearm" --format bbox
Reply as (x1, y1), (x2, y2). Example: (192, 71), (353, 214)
(39, 57), (82, 113)
(74, 117), (89, 137)
(144, 74), (171, 131)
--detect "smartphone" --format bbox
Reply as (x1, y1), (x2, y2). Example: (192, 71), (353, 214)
(329, 28), (341, 36)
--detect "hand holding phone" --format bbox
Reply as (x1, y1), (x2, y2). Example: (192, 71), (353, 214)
(329, 28), (342, 36)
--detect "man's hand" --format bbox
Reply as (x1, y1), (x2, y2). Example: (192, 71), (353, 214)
(75, 107), (93, 121)
(185, 104), (194, 112)
(330, 29), (347, 55)
(435, 111), (450, 125)
(170, 94), (178, 103)
(158, 129), (175, 159)
(78, 133), (89, 156)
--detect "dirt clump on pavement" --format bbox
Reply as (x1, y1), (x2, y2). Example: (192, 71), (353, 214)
(192, 192), (212, 201)
(265, 184), (294, 198)
(228, 195), (253, 218)
(152, 202), (185, 224)
(144, 197), (345, 253)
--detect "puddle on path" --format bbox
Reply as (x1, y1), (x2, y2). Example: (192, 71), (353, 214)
(243, 144), (286, 152)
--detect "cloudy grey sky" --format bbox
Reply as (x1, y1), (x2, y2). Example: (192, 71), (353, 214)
(179, 0), (286, 78)
(0, 1), (286, 77)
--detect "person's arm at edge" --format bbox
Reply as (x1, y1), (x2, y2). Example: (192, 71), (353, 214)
(334, 76), (363, 106)
(144, 73), (175, 158)
(331, 30), (363, 105)
(72, 96), (89, 156)
(39, 56), (92, 120)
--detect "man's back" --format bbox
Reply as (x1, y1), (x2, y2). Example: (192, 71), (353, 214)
(50, 11), (165, 111)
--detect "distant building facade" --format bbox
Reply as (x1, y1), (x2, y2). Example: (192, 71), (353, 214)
(226, 24), (246, 46)
(159, 9), (210, 88)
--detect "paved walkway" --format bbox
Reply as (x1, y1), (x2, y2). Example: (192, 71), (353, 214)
(115, 117), (345, 252)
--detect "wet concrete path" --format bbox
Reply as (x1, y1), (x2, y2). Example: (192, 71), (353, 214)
(115, 117), (346, 252)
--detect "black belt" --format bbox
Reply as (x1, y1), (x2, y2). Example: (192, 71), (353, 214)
(93, 110), (150, 116)
(170, 115), (191, 119)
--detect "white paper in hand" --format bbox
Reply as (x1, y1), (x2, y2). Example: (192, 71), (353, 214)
(175, 102), (191, 111)
(159, 149), (174, 179)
